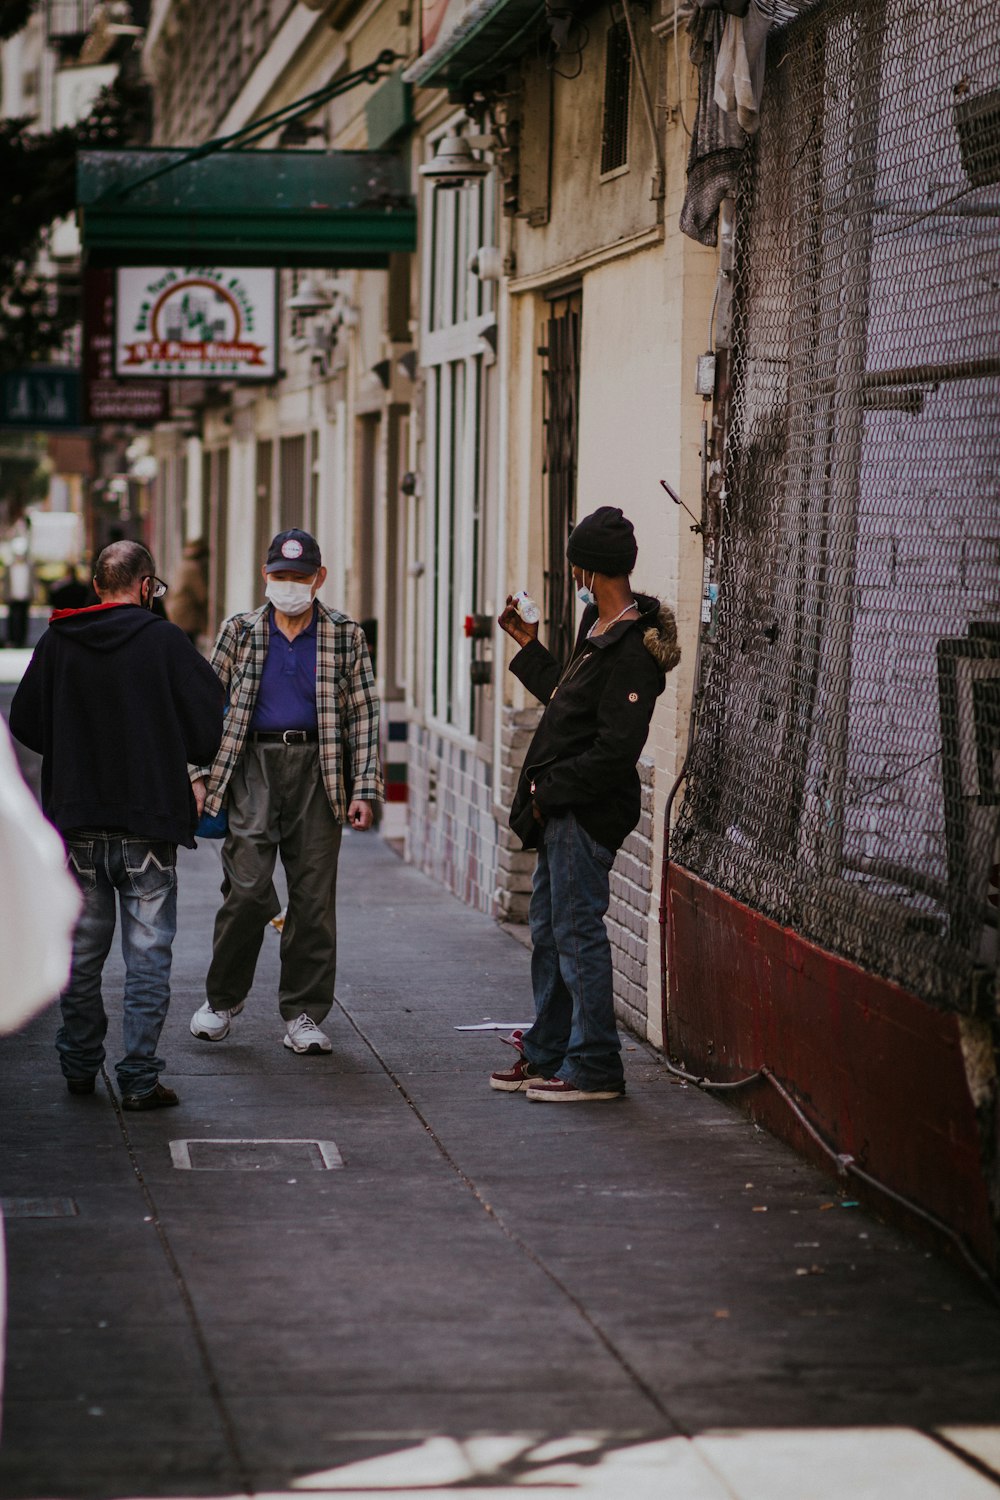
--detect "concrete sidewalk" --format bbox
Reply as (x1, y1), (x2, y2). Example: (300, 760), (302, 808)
(1, 833), (999, 1499)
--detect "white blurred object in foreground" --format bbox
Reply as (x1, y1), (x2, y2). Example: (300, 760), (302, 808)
(0, 721), (80, 1035)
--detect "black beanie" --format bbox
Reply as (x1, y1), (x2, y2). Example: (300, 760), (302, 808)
(565, 506), (637, 576)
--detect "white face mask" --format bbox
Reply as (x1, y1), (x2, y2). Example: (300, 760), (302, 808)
(576, 570), (596, 608)
(266, 578), (315, 616)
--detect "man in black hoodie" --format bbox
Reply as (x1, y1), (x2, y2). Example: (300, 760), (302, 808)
(9, 540), (225, 1109)
(491, 507), (681, 1102)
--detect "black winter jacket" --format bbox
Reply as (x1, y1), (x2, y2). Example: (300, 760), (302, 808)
(509, 594), (680, 854)
(9, 604), (225, 847)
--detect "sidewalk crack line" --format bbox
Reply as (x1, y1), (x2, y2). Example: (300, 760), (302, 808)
(331, 999), (690, 1438)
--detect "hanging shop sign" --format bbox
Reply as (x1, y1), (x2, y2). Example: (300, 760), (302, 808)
(83, 268), (168, 424)
(114, 267), (278, 381)
(0, 368), (81, 429)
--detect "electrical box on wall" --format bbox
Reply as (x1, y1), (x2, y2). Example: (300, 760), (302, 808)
(695, 352), (717, 398)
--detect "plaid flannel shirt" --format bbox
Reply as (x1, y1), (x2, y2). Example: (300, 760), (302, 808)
(193, 602), (383, 820)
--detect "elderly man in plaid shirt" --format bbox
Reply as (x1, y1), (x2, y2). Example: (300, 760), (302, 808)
(189, 529), (383, 1055)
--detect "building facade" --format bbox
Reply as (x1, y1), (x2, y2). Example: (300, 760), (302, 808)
(126, 0), (999, 1269)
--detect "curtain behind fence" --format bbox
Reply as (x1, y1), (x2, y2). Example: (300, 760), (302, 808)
(673, 0), (1000, 1011)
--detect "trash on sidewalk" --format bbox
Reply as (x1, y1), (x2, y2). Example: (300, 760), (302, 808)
(270, 908), (287, 933)
(454, 1021), (534, 1031)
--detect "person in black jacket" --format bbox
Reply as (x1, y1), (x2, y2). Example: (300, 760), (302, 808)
(47, 565), (95, 613)
(491, 506), (681, 1102)
(9, 540), (225, 1110)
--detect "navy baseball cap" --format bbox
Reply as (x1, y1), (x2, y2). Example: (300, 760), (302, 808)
(264, 529), (322, 576)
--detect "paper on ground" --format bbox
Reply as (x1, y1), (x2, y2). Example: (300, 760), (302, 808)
(454, 1022), (533, 1031)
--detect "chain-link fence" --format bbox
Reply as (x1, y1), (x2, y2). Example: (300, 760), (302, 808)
(674, 0), (1000, 1012)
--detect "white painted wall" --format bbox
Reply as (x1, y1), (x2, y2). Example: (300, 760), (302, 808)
(184, 437), (203, 545)
(313, 399), (348, 610)
(498, 290), (547, 708)
(226, 436), (256, 619)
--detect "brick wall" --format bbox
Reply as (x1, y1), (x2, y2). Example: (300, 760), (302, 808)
(407, 715), (657, 1041)
(608, 759), (655, 1037)
(495, 706), (544, 922)
(407, 725), (498, 913)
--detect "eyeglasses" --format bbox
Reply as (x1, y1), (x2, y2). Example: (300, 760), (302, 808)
(143, 576), (168, 598)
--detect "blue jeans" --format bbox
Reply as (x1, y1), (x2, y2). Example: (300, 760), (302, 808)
(522, 811), (624, 1092)
(57, 833), (178, 1097)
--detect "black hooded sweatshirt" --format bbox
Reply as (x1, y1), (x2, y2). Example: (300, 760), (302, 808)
(9, 603), (225, 848)
(509, 593), (681, 854)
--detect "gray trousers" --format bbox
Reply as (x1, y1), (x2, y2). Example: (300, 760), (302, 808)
(206, 743), (343, 1023)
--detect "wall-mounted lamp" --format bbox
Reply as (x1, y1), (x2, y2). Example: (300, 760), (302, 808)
(308, 321), (338, 377)
(278, 118), (328, 148)
(396, 349), (419, 381)
(419, 132), (495, 190)
(468, 246), (504, 281)
(371, 359), (392, 390)
(288, 277), (333, 316)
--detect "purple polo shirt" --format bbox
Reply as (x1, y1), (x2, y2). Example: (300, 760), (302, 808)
(249, 605), (319, 732)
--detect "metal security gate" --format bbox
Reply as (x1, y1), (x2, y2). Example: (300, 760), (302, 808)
(673, 0), (1000, 1011)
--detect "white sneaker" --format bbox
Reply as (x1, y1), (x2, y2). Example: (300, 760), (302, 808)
(283, 1014), (332, 1055)
(190, 1000), (244, 1041)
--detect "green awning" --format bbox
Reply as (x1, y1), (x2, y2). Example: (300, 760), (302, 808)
(78, 149), (416, 269)
(403, 0), (545, 90)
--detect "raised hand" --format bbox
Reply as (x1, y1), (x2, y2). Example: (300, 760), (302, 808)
(498, 595), (539, 649)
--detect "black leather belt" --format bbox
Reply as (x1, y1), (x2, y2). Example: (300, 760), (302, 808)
(250, 729), (319, 744)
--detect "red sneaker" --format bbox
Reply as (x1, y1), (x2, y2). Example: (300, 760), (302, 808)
(499, 1029), (526, 1054)
(524, 1077), (625, 1102)
(490, 1055), (545, 1092)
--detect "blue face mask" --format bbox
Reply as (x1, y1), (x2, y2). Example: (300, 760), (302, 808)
(576, 571), (596, 608)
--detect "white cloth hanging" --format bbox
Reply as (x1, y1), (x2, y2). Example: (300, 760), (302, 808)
(713, 5), (772, 135)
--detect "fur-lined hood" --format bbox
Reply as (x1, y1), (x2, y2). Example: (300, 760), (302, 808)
(586, 593), (682, 675)
(642, 601), (681, 674)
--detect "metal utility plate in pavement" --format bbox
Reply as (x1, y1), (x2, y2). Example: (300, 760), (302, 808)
(77, 149), (416, 269)
(170, 1139), (344, 1171)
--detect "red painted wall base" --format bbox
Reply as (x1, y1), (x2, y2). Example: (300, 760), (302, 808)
(666, 865), (997, 1272)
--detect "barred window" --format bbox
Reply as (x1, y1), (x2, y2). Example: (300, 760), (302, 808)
(541, 292), (582, 668)
(600, 16), (631, 176)
(153, 0), (278, 143)
(46, 1), (99, 44)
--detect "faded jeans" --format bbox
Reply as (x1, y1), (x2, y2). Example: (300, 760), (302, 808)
(58, 833), (178, 1096)
(521, 810), (625, 1093)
